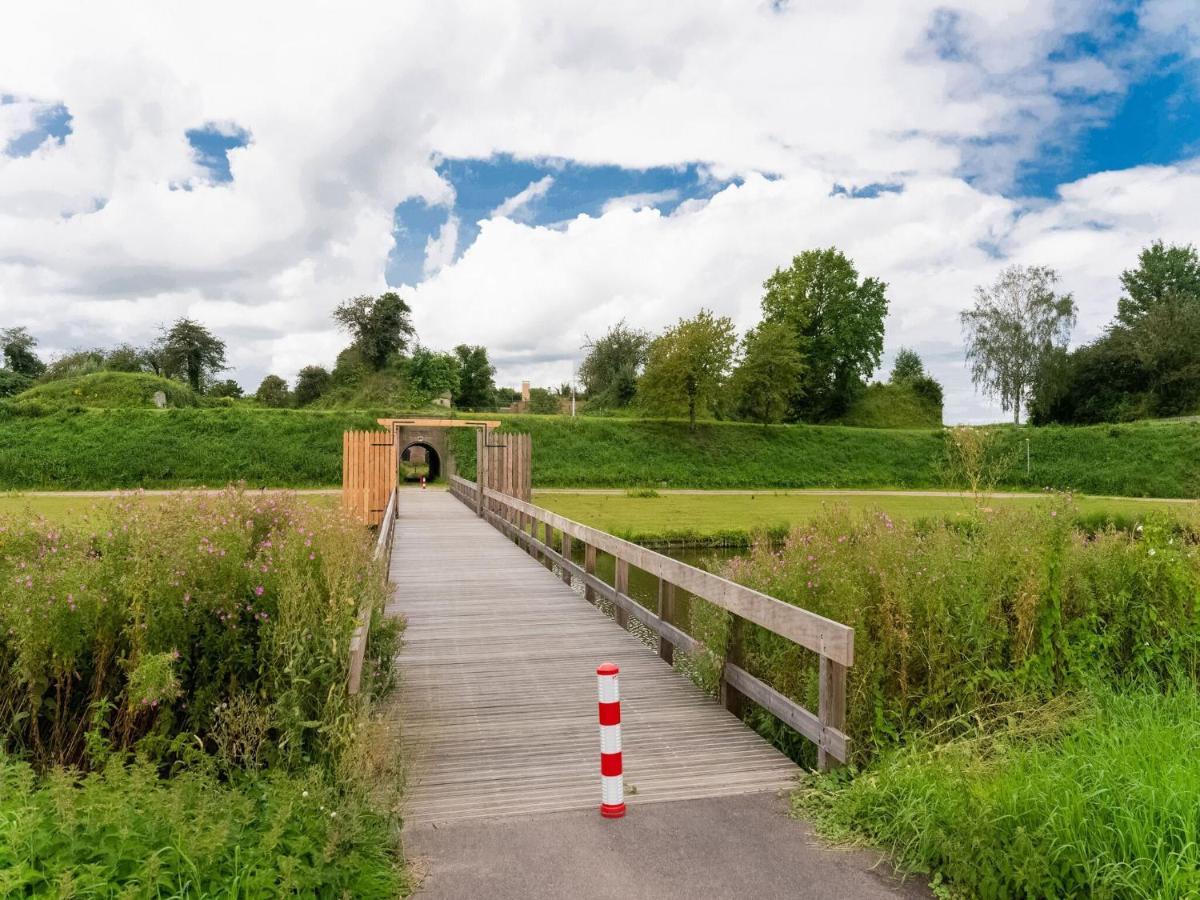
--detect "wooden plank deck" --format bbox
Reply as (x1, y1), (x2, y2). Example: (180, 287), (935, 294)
(388, 490), (798, 826)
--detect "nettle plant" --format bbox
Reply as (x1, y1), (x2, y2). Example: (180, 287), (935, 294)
(0, 489), (394, 771)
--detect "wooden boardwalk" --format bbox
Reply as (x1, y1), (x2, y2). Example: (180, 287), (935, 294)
(389, 490), (798, 826)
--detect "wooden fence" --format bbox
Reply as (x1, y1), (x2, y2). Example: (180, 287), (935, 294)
(343, 430), (398, 526)
(449, 475), (854, 769)
(348, 485), (398, 696)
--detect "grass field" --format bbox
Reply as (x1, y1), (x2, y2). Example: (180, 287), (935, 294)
(0, 490), (338, 523)
(534, 489), (1194, 544)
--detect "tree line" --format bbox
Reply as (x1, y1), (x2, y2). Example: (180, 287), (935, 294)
(580, 247), (942, 429)
(960, 240), (1200, 424)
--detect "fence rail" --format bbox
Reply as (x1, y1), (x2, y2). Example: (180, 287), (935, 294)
(349, 485), (398, 696)
(449, 475), (853, 768)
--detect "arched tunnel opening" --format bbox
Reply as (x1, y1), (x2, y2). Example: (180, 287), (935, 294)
(401, 442), (441, 483)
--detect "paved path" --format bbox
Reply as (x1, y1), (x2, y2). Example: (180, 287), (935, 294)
(388, 490), (926, 898)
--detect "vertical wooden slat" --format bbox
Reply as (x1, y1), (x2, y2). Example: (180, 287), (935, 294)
(658, 578), (676, 665)
(818, 657), (848, 771)
(475, 429), (485, 517)
(614, 558), (629, 629)
(561, 533), (573, 585)
(721, 620), (745, 720)
(584, 543), (597, 605)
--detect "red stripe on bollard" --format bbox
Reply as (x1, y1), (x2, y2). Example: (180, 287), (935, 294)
(596, 662), (626, 818)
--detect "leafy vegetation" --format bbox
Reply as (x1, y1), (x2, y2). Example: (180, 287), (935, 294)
(638, 309), (737, 429)
(832, 382), (941, 429)
(0, 489), (405, 894)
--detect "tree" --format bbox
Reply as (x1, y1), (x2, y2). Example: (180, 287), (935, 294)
(42, 349), (105, 382)
(208, 379), (245, 399)
(579, 321), (649, 408)
(293, 365), (332, 406)
(527, 387), (561, 414)
(160, 318), (227, 392)
(333, 293), (415, 370)
(255, 374), (291, 408)
(104, 343), (149, 373)
(1117, 241), (1200, 326)
(961, 265), (1076, 424)
(730, 321), (807, 426)
(406, 347), (461, 399)
(453, 345), (496, 409)
(889, 348), (925, 383)
(0, 370), (32, 397)
(1, 327), (46, 377)
(760, 248), (888, 420)
(638, 310), (736, 430)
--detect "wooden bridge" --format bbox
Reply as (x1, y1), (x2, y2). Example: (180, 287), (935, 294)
(371, 474), (853, 825)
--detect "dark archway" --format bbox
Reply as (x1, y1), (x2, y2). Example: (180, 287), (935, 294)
(401, 441), (441, 482)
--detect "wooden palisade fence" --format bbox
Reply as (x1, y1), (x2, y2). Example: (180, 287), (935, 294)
(343, 430), (398, 526)
(348, 485), (398, 696)
(449, 475), (854, 769)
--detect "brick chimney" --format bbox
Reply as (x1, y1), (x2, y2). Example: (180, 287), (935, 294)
(521, 380), (531, 403)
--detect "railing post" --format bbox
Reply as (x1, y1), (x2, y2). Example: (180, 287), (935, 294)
(614, 558), (629, 629)
(818, 656), (848, 771)
(475, 430), (486, 518)
(720, 621), (745, 719)
(584, 543), (597, 605)
(561, 532), (573, 585)
(658, 578), (676, 665)
(544, 524), (554, 568)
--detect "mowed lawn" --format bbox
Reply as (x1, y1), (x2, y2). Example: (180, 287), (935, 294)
(534, 490), (1195, 542)
(0, 491), (339, 524)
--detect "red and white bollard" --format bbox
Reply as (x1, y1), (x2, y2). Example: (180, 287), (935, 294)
(596, 662), (626, 818)
(420, 475), (426, 490)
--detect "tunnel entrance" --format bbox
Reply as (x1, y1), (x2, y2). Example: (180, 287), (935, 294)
(401, 441), (441, 482)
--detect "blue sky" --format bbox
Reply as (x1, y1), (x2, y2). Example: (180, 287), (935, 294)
(387, 157), (739, 285)
(3, 1), (1200, 422)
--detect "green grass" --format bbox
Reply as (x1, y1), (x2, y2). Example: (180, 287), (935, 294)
(0, 491), (337, 524)
(534, 490), (1192, 544)
(1, 405), (1197, 497)
(797, 687), (1200, 898)
(15, 372), (199, 409)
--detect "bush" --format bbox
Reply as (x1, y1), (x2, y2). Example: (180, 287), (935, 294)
(0, 754), (405, 896)
(0, 369), (32, 398)
(701, 502), (1200, 764)
(0, 489), (397, 772)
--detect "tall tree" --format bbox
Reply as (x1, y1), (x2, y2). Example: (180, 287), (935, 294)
(731, 321), (807, 426)
(333, 292), (415, 370)
(293, 365), (331, 406)
(638, 310), (736, 430)
(0, 327), (46, 377)
(160, 318), (227, 392)
(453, 344), (496, 409)
(889, 347), (925, 383)
(961, 265), (1076, 424)
(760, 248), (889, 420)
(254, 374), (292, 408)
(1117, 241), (1200, 326)
(579, 321), (649, 408)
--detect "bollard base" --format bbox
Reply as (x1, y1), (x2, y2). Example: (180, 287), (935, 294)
(600, 802), (626, 819)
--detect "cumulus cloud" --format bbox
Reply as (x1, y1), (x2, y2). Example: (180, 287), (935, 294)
(491, 175), (555, 221)
(0, 0), (1195, 420)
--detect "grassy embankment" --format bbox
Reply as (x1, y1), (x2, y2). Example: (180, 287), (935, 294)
(0, 406), (1196, 497)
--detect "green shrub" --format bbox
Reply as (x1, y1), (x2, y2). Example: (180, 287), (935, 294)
(796, 687), (1200, 899)
(0, 753), (405, 897)
(701, 502), (1200, 764)
(0, 489), (397, 772)
(834, 382), (942, 429)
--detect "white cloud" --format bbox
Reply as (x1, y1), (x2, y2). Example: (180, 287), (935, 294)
(0, 0), (1194, 422)
(491, 175), (555, 221)
(601, 189), (679, 214)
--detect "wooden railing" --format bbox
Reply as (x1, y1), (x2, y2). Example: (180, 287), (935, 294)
(449, 475), (853, 768)
(349, 485), (398, 696)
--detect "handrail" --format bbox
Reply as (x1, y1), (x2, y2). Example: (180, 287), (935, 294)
(349, 485), (398, 696)
(448, 474), (853, 768)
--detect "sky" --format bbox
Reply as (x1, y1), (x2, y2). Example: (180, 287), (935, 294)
(2, 1), (1199, 423)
